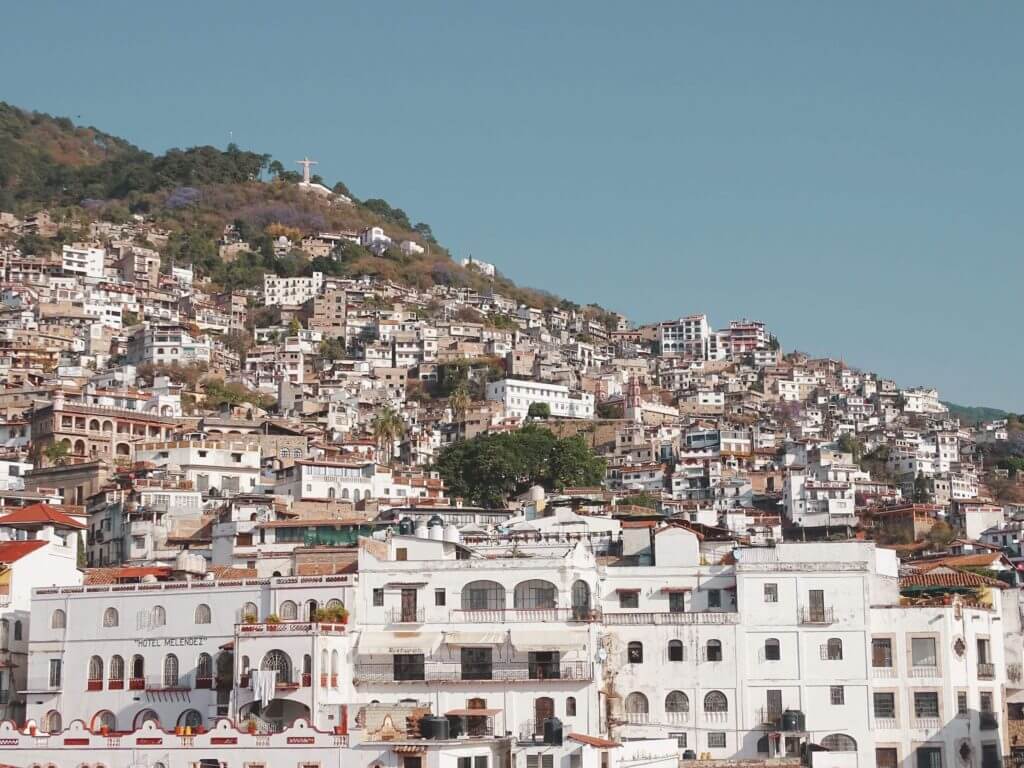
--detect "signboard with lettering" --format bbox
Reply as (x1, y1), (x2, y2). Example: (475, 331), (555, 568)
(135, 636), (208, 647)
(287, 736), (316, 744)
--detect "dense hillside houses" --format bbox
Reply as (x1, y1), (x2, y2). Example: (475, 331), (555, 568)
(3, 109), (1024, 767)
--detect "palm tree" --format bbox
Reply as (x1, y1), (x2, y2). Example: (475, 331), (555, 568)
(449, 385), (471, 422)
(371, 407), (406, 464)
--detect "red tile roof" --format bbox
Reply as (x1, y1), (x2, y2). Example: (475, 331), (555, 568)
(0, 539), (47, 564)
(0, 502), (85, 529)
(900, 568), (1007, 590)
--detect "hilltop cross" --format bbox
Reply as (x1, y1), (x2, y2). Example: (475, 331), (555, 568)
(296, 157), (318, 184)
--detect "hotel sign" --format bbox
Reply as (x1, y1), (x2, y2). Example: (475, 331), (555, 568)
(135, 636), (208, 647)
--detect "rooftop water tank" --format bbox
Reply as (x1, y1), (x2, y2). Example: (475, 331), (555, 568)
(444, 523), (461, 544)
(414, 521), (429, 539)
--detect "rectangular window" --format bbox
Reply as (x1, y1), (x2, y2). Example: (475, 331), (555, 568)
(957, 691), (969, 715)
(393, 654), (425, 681)
(461, 647), (493, 681)
(619, 591), (639, 609)
(48, 659), (62, 687)
(830, 686), (845, 705)
(911, 637), (937, 667)
(396, 548), (408, 561)
(763, 583), (778, 603)
(917, 747), (942, 768)
(876, 749), (898, 768)
(435, 589), (446, 606)
(458, 758), (471, 768)
(708, 732), (726, 749)
(670, 733), (687, 748)
(872, 638), (893, 667)
(914, 692), (940, 719)
(982, 744), (1000, 768)
(874, 692), (895, 718)
(707, 589), (721, 609)
(372, 588), (384, 607)
(668, 592), (686, 613)
(474, 757), (488, 768)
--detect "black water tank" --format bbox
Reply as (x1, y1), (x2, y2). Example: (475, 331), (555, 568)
(781, 709), (805, 732)
(398, 517), (415, 535)
(543, 717), (563, 746)
(682, 751), (697, 761)
(421, 716), (450, 740)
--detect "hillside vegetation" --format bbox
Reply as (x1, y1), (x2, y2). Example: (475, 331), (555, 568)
(0, 101), (563, 308)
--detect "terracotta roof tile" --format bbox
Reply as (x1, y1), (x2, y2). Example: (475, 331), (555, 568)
(0, 502), (85, 529)
(0, 539), (47, 564)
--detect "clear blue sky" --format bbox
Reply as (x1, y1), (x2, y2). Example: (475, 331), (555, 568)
(3, 2), (1022, 409)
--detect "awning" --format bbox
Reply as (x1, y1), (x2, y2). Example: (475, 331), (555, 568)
(660, 586), (692, 593)
(357, 631), (443, 655)
(615, 588), (640, 593)
(510, 628), (588, 652)
(444, 630), (507, 647)
(446, 708), (502, 717)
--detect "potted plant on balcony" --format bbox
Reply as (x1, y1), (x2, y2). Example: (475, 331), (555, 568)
(265, 613), (281, 628)
(242, 612), (258, 625)
(246, 718), (258, 735)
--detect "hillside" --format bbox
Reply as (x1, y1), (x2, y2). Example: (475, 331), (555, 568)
(941, 401), (1010, 425)
(0, 101), (565, 310)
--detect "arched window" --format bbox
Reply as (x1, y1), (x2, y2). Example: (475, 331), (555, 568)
(152, 605), (166, 627)
(342, 488), (350, 500)
(131, 654), (144, 681)
(134, 709), (160, 729)
(51, 609), (66, 629)
(44, 710), (62, 733)
(666, 691), (689, 721)
(704, 691), (728, 712)
(92, 710), (116, 732)
(668, 639), (684, 662)
(242, 602), (258, 621)
(102, 607), (118, 627)
(513, 579), (557, 610)
(821, 734), (857, 752)
(625, 692), (649, 722)
(320, 649), (329, 686)
(331, 649), (340, 686)
(178, 709), (203, 729)
(462, 580), (506, 611)
(88, 655), (104, 682)
(194, 603), (211, 624)
(306, 600), (318, 621)
(303, 653), (312, 683)
(764, 638), (780, 661)
(14, 620), (22, 640)
(571, 580), (591, 619)
(279, 600), (298, 620)
(326, 598), (343, 612)
(826, 638), (843, 661)
(627, 641), (644, 663)
(261, 649), (292, 683)
(706, 639), (723, 662)
(566, 696), (577, 716)
(109, 655), (124, 683)
(197, 653), (213, 683)
(240, 655), (250, 673)
(163, 654), (179, 687)
(328, 487), (336, 499)
(756, 734), (770, 754)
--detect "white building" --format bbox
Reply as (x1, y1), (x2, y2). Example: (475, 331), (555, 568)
(486, 379), (595, 421)
(263, 272), (324, 306)
(658, 315), (711, 359)
(61, 244), (105, 279)
(134, 440), (262, 496)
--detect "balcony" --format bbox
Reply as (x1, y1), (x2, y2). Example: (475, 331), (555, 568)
(237, 621), (347, 636)
(87, 678), (103, 691)
(386, 608), (425, 624)
(908, 665), (940, 678)
(874, 717), (898, 730)
(622, 712), (650, 725)
(21, 678), (62, 693)
(353, 660), (593, 684)
(108, 678), (124, 691)
(129, 677), (145, 690)
(451, 608), (598, 623)
(913, 717), (942, 731)
(981, 713), (999, 730)
(601, 611), (739, 626)
(799, 606), (835, 625)
(978, 662), (996, 680)
(195, 676), (213, 690)
(871, 665), (897, 679)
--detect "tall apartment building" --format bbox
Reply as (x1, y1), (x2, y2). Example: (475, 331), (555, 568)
(485, 378), (595, 421)
(658, 314), (711, 359)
